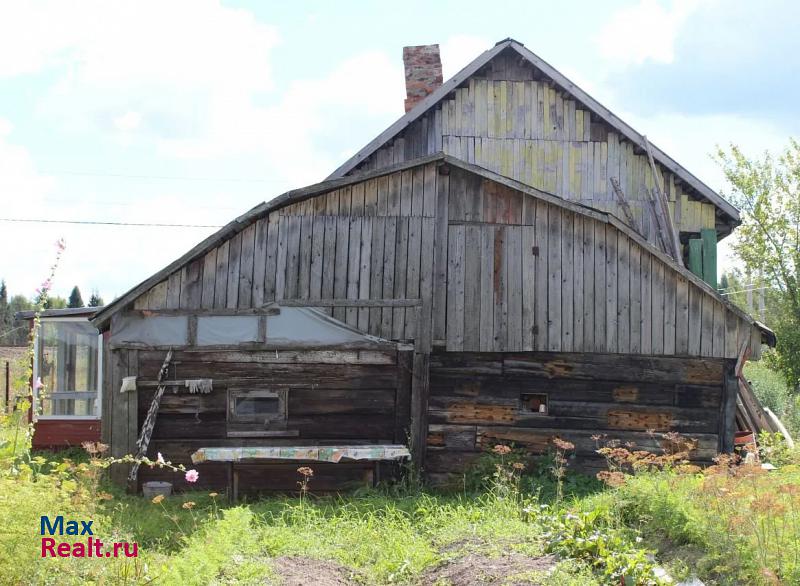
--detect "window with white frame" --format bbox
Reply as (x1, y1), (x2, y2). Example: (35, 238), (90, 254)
(34, 319), (102, 418)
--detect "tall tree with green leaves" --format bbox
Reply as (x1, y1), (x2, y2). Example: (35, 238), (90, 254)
(716, 139), (800, 390)
(67, 286), (84, 308)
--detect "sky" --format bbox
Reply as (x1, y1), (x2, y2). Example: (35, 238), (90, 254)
(0, 0), (797, 303)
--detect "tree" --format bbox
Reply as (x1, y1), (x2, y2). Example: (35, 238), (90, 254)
(67, 286), (84, 308)
(716, 140), (800, 390)
(88, 291), (104, 307)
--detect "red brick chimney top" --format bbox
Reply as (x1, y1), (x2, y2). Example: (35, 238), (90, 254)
(403, 44), (443, 113)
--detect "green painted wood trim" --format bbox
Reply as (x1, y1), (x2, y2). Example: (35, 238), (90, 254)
(688, 238), (703, 280)
(701, 228), (717, 289)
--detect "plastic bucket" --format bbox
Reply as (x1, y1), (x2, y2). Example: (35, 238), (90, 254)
(142, 481), (172, 499)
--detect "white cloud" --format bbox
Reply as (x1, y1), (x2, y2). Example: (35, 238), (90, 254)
(595, 0), (705, 66)
(113, 111), (142, 132)
(440, 35), (491, 79)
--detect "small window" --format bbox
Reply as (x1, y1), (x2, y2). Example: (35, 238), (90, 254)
(521, 393), (548, 415)
(227, 389), (287, 425)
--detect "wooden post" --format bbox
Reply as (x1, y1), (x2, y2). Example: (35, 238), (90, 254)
(720, 360), (738, 453)
(410, 351), (430, 468)
(644, 136), (684, 266)
(609, 177), (637, 230)
(4, 361), (8, 413)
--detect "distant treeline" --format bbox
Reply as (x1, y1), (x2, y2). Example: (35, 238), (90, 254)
(0, 282), (103, 346)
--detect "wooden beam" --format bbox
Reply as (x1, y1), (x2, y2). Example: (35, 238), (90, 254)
(276, 298), (422, 308)
(609, 177), (637, 229)
(644, 136), (684, 267)
(410, 351), (430, 469)
(720, 360), (738, 452)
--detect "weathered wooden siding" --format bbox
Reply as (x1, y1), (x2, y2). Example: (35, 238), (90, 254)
(426, 351), (734, 481)
(441, 168), (753, 357)
(350, 50), (718, 244)
(129, 161), (758, 359)
(109, 347), (407, 491)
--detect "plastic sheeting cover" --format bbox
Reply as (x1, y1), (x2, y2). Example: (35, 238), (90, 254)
(266, 308), (368, 344)
(111, 315), (188, 346)
(197, 316), (259, 345)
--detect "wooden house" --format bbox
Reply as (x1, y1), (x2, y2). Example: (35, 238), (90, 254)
(92, 39), (774, 493)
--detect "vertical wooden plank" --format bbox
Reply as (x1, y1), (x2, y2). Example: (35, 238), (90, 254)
(663, 270), (677, 354)
(479, 226), (495, 351)
(364, 178), (378, 217)
(506, 226), (523, 351)
(712, 300), (725, 357)
(432, 169), (449, 342)
(547, 209), (562, 351)
(651, 260), (665, 355)
(616, 234), (630, 353)
(676, 275), (690, 355)
(388, 171), (401, 216)
(282, 217), (301, 301)
(446, 225), (465, 351)
(701, 228), (718, 288)
(400, 169), (413, 217)
(493, 226), (508, 351)
(418, 217), (436, 352)
(423, 164), (437, 218)
(688, 238), (703, 279)
(594, 222), (607, 352)
(350, 181), (365, 217)
(404, 216), (422, 337)
(381, 217), (397, 338)
(345, 217), (362, 327)
(393, 218), (410, 339)
(320, 217), (337, 312)
(629, 243), (642, 353)
(333, 217), (350, 322)
(251, 218), (268, 307)
(368, 218), (386, 336)
(357, 217), (373, 332)
(411, 167), (424, 216)
(165, 270), (181, 309)
(688, 284), (702, 355)
(213, 241), (229, 308)
(309, 217), (325, 300)
(237, 223), (256, 308)
(534, 202), (549, 351)
(180, 259), (203, 309)
(201, 248), (217, 310)
(263, 216), (280, 303)
(462, 225), (482, 351)
(297, 216), (314, 300)
(701, 295), (714, 357)
(605, 224), (618, 353)
(582, 218), (595, 350)
(640, 251), (652, 354)
(226, 231), (242, 309)
(521, 224), (535, 351)
(561, 212), (574, 351)
(725, 309), (739, 358)
(377, 175), (389, 217)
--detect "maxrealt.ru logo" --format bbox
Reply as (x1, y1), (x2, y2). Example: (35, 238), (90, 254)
(40, 516), (138, 558)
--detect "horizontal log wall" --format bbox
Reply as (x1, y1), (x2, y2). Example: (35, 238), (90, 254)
(352, 50), (718, 242)
(108, 347), (407, 491)
(426, 351), (730, 481)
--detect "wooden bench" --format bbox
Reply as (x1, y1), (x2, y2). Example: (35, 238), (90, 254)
(191, 445), (411, 502)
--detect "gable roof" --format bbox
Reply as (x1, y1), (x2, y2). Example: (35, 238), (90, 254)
(92, 152), (771, 347)
(328, 38), (740, 226)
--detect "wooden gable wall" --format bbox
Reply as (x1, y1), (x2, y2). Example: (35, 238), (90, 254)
(129, 161), (759, 359)
(348, 49), (720, 246)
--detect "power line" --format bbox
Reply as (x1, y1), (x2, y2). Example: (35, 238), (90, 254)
(42, 170), (285, 183)
(0, 218), (222, 228)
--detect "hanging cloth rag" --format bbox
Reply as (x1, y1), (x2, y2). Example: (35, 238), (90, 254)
(185, 379), (213, 394)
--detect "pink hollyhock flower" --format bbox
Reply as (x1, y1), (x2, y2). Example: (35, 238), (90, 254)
(185, 469), (199, 483)
(156, 452), (165, 465)
(33, 377), (44, 391)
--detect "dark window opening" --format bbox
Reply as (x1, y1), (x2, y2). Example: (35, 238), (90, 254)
(228, 389), (287, 425)
(521, 393), (548, 415)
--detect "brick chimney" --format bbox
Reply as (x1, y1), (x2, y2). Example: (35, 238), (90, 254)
(403, 44), (443, 113)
